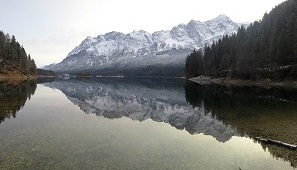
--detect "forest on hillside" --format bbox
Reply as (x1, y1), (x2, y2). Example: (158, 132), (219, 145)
(0, 31), (37, 76)
(185, 0), (297, 80)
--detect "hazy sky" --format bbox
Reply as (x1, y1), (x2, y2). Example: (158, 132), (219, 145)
(0, 0), (286, 67)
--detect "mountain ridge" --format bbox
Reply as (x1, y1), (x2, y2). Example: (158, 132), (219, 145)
(44, 14), (245, 76)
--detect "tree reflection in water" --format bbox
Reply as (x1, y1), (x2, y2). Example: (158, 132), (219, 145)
(0, 80), (37, 124)
(185, 81), (297, 167)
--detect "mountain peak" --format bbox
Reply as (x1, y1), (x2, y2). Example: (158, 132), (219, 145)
(215, 14), (230, 20)
(86, 36), (93, 40)
(188, 19), (198, 25)
(208, 14), (233, 23)
(132, 30), (146, 33)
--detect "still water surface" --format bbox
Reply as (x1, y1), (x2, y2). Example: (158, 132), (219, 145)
(0, 78), (296, 169)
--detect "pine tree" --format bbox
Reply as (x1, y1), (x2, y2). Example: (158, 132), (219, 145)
(185, 49), (205, 78)
(285, 13), (297, 64)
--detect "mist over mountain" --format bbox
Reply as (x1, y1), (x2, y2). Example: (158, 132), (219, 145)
(44, 15), (244, 77)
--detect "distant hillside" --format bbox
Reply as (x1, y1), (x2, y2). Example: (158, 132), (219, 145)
(36, 68), (56, 77)
(0, 31), (37, 79)
(185, 0), (297, 80)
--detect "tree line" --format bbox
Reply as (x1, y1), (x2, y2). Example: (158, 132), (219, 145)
(185, 0), (297, 80)
(0, 31), (37, 76)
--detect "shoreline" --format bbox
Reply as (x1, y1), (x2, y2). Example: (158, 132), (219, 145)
(0, 75), (37, 84)
(189, 76), (297, 89)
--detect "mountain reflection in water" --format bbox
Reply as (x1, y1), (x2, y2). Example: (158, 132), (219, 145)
(44, 78), (237, 143)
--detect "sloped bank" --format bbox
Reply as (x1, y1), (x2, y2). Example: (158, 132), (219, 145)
(0, 60), (37, 82)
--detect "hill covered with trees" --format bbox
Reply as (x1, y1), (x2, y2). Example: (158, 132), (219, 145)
(185, 0), (297, 81)
(0, 31), (37, 78)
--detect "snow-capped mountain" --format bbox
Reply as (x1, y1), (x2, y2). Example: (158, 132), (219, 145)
(44, 14), (244, 76)
(44, 78), (237, 142)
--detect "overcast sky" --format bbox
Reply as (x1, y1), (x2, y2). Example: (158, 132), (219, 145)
(0, 0), (286, 67)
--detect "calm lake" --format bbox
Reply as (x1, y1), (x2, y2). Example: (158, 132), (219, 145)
(0, 78), (297, 169)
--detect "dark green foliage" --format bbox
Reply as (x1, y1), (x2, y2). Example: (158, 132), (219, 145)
(0, 30), (37, 76)
(185, 0), (297, 80)
(185, 49), (204, 78)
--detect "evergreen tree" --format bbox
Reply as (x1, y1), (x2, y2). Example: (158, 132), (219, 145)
(276, 28), (288, 66)
(185, 49), (204, 78)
